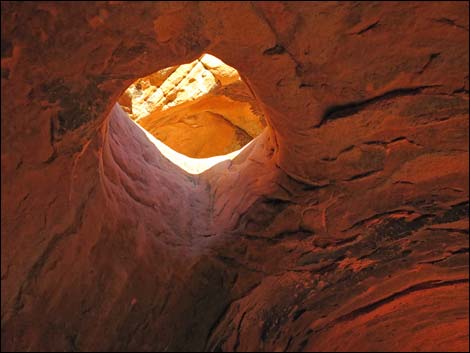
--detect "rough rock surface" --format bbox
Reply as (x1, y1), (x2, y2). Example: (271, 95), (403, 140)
(119, 54), (266, 158)
(1, 1), (469, 352)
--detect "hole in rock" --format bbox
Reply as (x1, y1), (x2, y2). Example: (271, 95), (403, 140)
(118, 53), (266, 174)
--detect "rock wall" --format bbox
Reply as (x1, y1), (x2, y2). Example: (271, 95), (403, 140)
(1, 1), (468, 352)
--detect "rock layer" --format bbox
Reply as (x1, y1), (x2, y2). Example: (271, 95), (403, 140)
(1, 1), (469, 352)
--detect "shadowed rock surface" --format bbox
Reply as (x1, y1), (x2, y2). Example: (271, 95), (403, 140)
(1, 1), (469, 352)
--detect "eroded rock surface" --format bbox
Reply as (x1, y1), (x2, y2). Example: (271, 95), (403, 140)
(1, 1), (469, 352)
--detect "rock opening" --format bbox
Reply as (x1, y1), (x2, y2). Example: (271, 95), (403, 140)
(118, 53), (266, 168)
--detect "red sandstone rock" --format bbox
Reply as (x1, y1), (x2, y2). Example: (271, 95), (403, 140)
(1, 1), (468, 352)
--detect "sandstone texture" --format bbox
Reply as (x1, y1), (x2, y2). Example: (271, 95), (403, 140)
(119, 54), (266, 158)
(1, 1), (469, 352)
